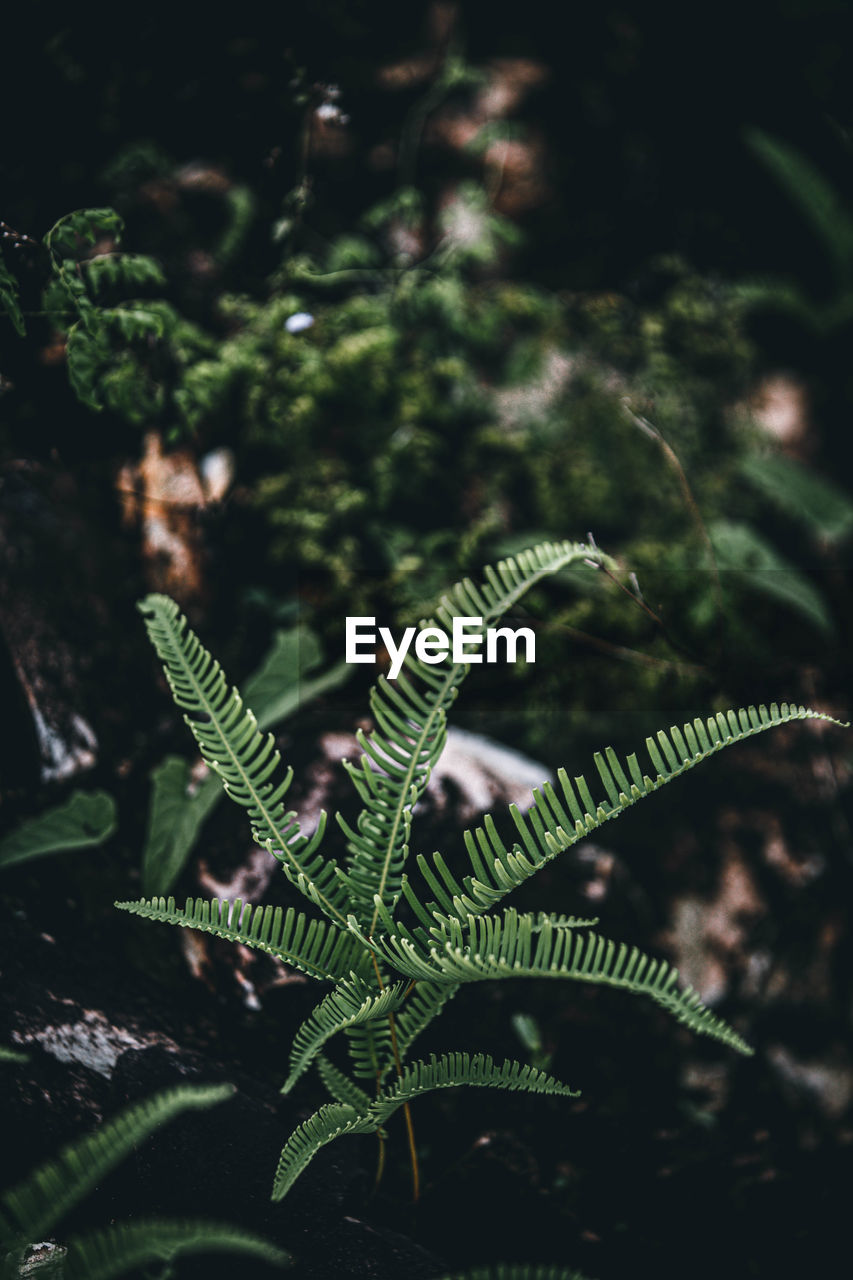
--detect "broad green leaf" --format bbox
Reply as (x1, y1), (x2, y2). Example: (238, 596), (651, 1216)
(141, 757), (220, 897)
(709, 519), (834, 635)
(740, 453), (853, 544)
(0, 791), (117, 871)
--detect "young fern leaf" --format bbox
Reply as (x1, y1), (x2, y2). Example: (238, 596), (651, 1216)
(0, 1083), (234, 1244)
(115, 895), (369, 982)
(272, 1053), (578, 1199)
(366, 1051), (579, 1125)
(401, 702), (844, 925)
(368, 909), (752, 1055)
(316, 1055), (372, 1111)
(283, 976), (408, 1094)
(340, 540), (615, 933)
(60, 1219), (290, 1280)
(138, 594), (348, 923)
(391, 979), (460, 1066)
(344, 1017), (396, 1081)
(272, 1103), (363, 1201)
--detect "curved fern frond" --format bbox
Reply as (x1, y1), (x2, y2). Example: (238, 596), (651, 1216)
(0, 1083), (234, 1244)
(341, 539), (615, 933)
(114, 895), (368, 982)
(316, 1055), (372, 1111)
(391, 979), (460, 1065)
(402, 702), (843, 925)
(271, 1052), (577, 1200)
(283, 976), (408, 1094)
(62, 1219), (290, 1279)
(138, 594), (348, 923)
(344, 1016), (396, 1081)
(370, 909), (752, 1054)
(272, 1103), (362, 1201)
(366, 1051), (579, 1129)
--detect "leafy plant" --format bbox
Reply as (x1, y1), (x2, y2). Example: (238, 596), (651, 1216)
(116, 538), (841, 1216)
(0, 1082), (290, 1278)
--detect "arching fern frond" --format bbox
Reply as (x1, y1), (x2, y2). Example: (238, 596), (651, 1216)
(138, 594), (348, 923)
(316, 1055), (372, 1111)
(368, 908), (751, 1055)
(340, 540), (615, 933)
(115, 895), (367, 982)
(400, 702), (843, 926)
(0, 1083), (233, 1244)
(344, 1016), (396, 1081)
(283, 976), (408, 1094)
(271, 1103), (362, 1201)
(60, 1219), (290, 1279)
(391, 979), (459, 1066)
(366, 1051), (579, 1127)
(272, 1052), (577, 1200)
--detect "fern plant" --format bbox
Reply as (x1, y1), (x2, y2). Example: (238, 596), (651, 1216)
(116, 538), (841, 1206)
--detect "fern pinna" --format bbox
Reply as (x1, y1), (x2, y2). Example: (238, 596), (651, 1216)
(116, 539), (841, 1202)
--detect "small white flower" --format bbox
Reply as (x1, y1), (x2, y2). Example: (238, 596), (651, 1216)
(285, 312), (314, 334)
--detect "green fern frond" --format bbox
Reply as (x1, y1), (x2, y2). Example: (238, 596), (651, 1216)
(60, 1219), (290, 1279)
(344, 1016), (396, 1081)
(44, 208), (125, 259)
(81, 252), (166, 295)
(137, 594), (348, 922)
(340, 539), (615, 933)
(366, 1051), (579, 1128)
(1, 1083), (233, 1244)
(272, 1053), (577, 1200)
(391, 979), (459, 1065)
(369, 908), (751, 1055)
(283, 976), (408, 1094)
(401, 702), (842, 926)
(316, 1055), (372, 1111)
(272, 1102), (363, 1201)
(115, 895), (368, 982)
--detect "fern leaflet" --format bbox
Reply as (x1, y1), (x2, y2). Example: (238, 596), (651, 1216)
(60, 1219), (290, 1279)
(115, 895), (367, 981)
(283, 975), (408, 1093)
(341, 540), (615, 932)
(367, 908), (751, 1054)
(272, 1052), (577, 1199)
(138, 594), (349, 922)
(399, 702), (843, 926)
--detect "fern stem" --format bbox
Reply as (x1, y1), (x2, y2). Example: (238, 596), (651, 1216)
(370, 952), (421, 1201)
(373, 1130), (386, 1191)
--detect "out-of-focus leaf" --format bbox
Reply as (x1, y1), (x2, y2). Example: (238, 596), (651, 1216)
(245, 626), (348, 731)
(0, 791), (117, 870)
(0, 260), (25, 336)
(746, 129), (853, 279)
(141, 757), (220, 898)
(740, 453), (853, 543)
(709, 519), (834, 635)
